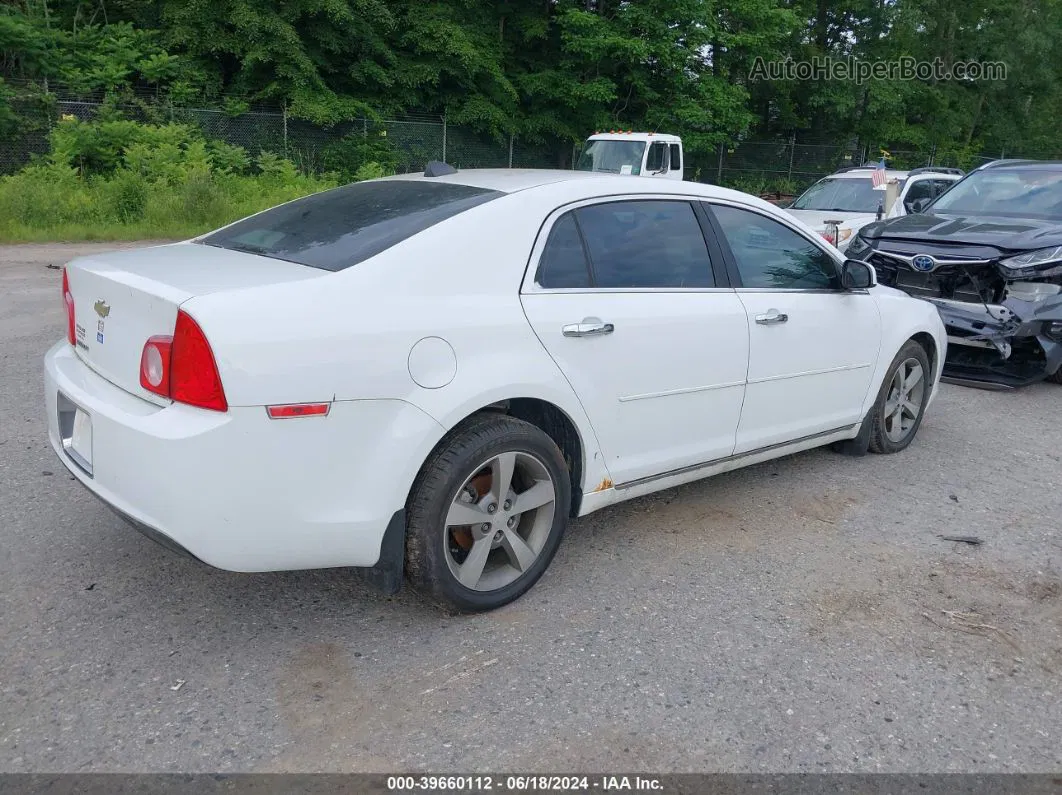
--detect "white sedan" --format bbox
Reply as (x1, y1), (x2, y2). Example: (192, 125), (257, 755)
(45, 167), (947, 612)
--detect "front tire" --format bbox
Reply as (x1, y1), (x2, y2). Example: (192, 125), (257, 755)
(869, 341), (932, 454)
(404, 414), (572, 613)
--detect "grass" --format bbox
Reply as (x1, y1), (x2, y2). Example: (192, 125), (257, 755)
(0, 164), (338, 244)
(0, 221), (207, 243)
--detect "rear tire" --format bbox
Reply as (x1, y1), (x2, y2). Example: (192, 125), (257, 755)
(869, 341), (932, 454)
(1048, 367), (1062, 385)
(404, 413), (571, 613)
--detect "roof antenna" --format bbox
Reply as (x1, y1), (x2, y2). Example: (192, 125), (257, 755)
(424, 161), (457, 177)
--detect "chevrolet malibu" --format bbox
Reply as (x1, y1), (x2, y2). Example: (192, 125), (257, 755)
(45, 167), (947, 612)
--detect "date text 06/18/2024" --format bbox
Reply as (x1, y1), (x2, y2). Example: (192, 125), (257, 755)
(386, 776), (664, 792)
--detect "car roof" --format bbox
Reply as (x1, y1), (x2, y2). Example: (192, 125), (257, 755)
(384, 168), (605, 193)
(824, 167), (961, 180)
(826, 168), (910, 179)
(588, 132), (683, 143)
(977, 159), (1062, 170)
(381, 168), (766, 204)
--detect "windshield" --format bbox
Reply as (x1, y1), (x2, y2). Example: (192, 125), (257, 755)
(790, 176), (901, 213)
(928, 169), (1062, 218)
(576, 140), (646, 175)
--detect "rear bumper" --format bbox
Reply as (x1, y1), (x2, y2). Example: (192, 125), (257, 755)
(98, 495), (204, 562)
(44, 341), (443, 573)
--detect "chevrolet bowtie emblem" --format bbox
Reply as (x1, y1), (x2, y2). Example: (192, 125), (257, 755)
(94, 300), (111, 319)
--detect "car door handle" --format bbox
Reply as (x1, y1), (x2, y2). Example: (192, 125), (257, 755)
(562, 319), (615, 337)
(755, 310), (788, 325)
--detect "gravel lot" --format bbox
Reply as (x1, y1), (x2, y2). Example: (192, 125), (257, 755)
(1, 242), (1060, 774)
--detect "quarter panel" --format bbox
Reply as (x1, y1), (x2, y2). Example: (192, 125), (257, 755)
(182, 189), (613, 496)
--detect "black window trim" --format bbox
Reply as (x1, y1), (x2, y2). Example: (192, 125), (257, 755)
(526, 196), (735, 293)
(701, 199), (853, 294)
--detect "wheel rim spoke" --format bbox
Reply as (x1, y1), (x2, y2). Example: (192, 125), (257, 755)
(444, 449), (557, 593)
(490, 452), (517, 503)
(888, 405), (903, 438)
(884, 357), (925, 442)
(457, 537), (493, 589)
(446, 500), (486, 528)
(500, 528), (538, 572)
(512, 480), (555, 515)
(904, 364), (924, 391)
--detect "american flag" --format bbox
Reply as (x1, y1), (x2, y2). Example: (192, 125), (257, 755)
(871, 157), (888, 188)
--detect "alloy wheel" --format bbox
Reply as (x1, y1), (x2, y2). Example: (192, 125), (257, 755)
(882, 358), (926, 443)
(443, 451), (557, 592)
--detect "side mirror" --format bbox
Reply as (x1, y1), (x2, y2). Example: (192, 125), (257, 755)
(841, 259), (876, 290)
(907, 197), (930, 214)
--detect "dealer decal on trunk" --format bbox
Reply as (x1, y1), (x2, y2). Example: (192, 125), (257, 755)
(93, 299), (109, 345)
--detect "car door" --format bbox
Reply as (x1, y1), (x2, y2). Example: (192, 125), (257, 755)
(705, 201), (882, 455)
(520, 198), (749, 486)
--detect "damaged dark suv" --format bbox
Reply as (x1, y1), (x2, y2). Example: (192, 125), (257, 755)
(847, 159), (1062, 387)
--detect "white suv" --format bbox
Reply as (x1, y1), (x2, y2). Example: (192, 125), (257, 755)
(786, 166), (963, 251)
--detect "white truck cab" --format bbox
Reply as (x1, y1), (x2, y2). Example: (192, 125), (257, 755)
(785, 165), (963, 251)
(575, 132), (684, 180)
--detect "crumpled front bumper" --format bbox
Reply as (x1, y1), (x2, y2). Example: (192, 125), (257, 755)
(930, 295), (1062, 387)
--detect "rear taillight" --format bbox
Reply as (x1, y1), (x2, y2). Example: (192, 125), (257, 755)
(140, 335), (173, 397)
(171, 311), (227, 411)
(138, 310), (228, 412)
(62, 268), (75, 346)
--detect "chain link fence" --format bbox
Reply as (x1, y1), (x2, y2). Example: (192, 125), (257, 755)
(709, 138), (1010, 196)
(0, 95), (569, 176)
(0, 87), (1035, 188)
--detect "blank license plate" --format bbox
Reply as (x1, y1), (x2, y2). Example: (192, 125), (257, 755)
(58, 392), (93, 475)
(71, 408), (93, 466)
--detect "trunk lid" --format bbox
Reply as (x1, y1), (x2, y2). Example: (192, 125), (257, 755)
(65, 242), (322, 404)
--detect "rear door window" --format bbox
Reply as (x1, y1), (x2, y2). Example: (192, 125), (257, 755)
(199, 180), (503, 271)
(575, 200), (714, 288)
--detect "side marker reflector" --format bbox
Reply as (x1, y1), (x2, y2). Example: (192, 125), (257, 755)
(266, 403), (331, 419)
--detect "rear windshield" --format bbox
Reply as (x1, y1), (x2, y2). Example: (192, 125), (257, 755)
(198, 180), (503, 271)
